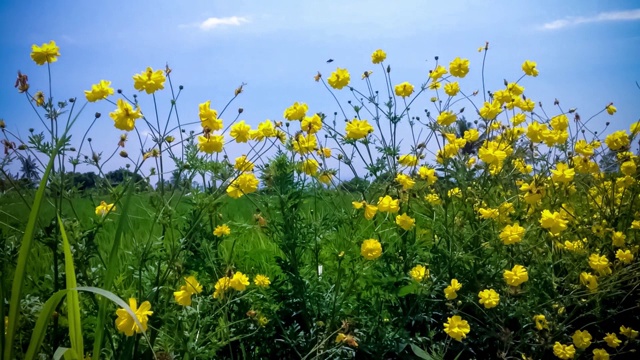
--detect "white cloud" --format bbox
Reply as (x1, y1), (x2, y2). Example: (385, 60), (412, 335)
(197, 16), (249, 30)
(541, 9), (640, 30)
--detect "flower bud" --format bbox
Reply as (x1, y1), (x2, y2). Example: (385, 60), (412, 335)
(119, 151), (128, 158)
(95, 112), (101, 118)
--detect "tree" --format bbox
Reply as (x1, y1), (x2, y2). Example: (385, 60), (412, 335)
(18, 155), (40, 187)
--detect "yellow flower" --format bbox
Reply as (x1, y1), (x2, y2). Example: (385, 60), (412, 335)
(611, 231), (626, 247)
(31, 40), (60, 65)
(398, 154), (418, 167)
(115, 298), (153, 336)
(110, 99), (142, 131)
(521, 60), (539, 77)
(604, 130), (629, 151)
(235, 155), (255, 172)
(615, 249), (633, 264)
(550, 163), (575, 183)
(430, 65), (448, 80)
(230, 272), (250, 291)
(620, 160), (636, 176)
(479, 101), (502, 120)
(436, 111), (457, 126)
(230, 121), (252, 143)
(345, 119), (374, 140)
(443, 315), (470, 341)
(449, 57), (470, 78)
(364, 204), (378, 220)
(95, 201), (116, 216)
(606, 104), (617, 115)
(85, 80), (114, 102)
(552, 342), (575, 360)
(254, 274), (271, 288)
(572, 330), (592, 349)
(448, 187), (462, 198)
(361, 239), (382, 260)
(444, 82), (460, 96)
(199, 100), (222, 131)
(418, 166), (438, 185)
(328, 68), (350, 90)
(173, 276), (203, 306)
(463, 129), (479, 142)
(283, 102), (308, 121)
(409, 265), (429, 282)
(198, 135), (224, 154)
(444, 279), (462, 300)
(580, 272), (598, 292)
(425, 193), (441, 205)
(394, 81), (414, 98)
(318, 171), (333, 185)
(428, 81), (441, 90)
(478, 141), (508, 166)
(603, 333), (621, 348)
(226, 173), (259, 199)
(533, 314), (549, 330)
(620, 325), (639, 339)
(592, 349), (610, 360)
(395, 213), (416, 231)
(301, 114), (322, 134)
(173, 289), (192, 306)
(589, 254), (611, 275)
(301, 158), (319, 176)
(478, 289), (500, 309)
(395, 173), (415, 190)
(539, 210), (568, 235)
(550, 114), (569, 131)
(213, 224), (231, 237)
(377, 195), (399, 213)
(292, 133), (317, 154)
(478, 207), (499, 220)
(503, 264), (528, 287)
(352, 201), (364, 210)
(371, 49), (386, 64)
(317, 147), (332, 158)
(133, 67), (166, 94)
(499, 223), (525, 245)
(213, 276), (231, 299)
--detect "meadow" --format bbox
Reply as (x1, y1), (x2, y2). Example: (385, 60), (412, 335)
(0, 40), (639, 360)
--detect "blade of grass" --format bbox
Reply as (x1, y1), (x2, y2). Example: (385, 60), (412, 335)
(3, 142), (59, 360)
(92, 180), (134, 360)
(58, 214), (83, 358)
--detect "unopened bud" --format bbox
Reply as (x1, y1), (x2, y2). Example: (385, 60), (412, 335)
(238, 108), (243, 114)
(119, 150), (128, 158)
(95, 112), (101, 118)
(18, 144), (27, 150)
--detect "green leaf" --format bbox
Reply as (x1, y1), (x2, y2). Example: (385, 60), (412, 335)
(59, 214), (84, 358)
(410, 344), (434, 360)
(398, 283), (418, 297)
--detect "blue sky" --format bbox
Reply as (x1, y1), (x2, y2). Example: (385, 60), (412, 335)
(1, 0), (639, 176)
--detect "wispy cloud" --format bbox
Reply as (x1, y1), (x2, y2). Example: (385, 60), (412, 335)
(540, 9), (640, 30)
(180, 16), (250, 31)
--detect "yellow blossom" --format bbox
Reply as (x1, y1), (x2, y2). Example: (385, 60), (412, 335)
(409, 265), (429, 282)
(533, 314), (549, 330)
(425, 193), (441, 205)
(352, 201), (364, 210)
(521, 60), (539, 77)
(398, 154), (418, 167)
(478, 289), (500, 309)
(539, 210), (568, 235)
(226, 172), (259, 198)
(572, 330), (592, 350)
(499, 223), (525, 245)
(230, 272), (250, 291)
(430, 65), (448, 80)
(394, 81), (414, 98)
(443, 315), (470, 341)
(611, 231), (626, 247)
(133, 67), (166, 94)
(479, 101), (502, 120)
(615, 249), (633, 264)
(606, 104), (617, 115)
(110, 99), (142, 131)
(437, 111), (457, 126)
(603, 333), (621, 348)
(235, 155), (255, 172)
(345, 119), (374, 140)
(449, 57), (470, 78)
(283, 102), (308, 121)
(95, 201), (116, 216)
(254, 274), (271, 288)
(198, 134), (224, 154)
(503, 264), (528, 286)
(418, 166), (437, 184)
(395, 173), (415, 190)
(328, 68), (350, 90)
(173, 276), (203, 306)
(31, 40), (60, 65)
(317, 147), (332, 158)
(552, 342), (575, 360)
(620, 325), (639, 339)
(395, 213), (416, 231)
(444, 279), (462, 300)
(213, 276), (231, 299)
(115, 298), (153, 336)
(85, 80), (114, 102)
(364, 204), (378, 220)
(605, 130), (629, 151)
(213, 224), (231, 237)
(199, 100), (222, 131)
(592, 349), (610, 360)
(580, 272), (598, 292)
(361, 239), (382, 260)
(377, 195), (400, 213)
(588, 254), (611, 275)
(230, 121), (251, 143)
(292, 133), (317, 154)
(371, 49), (386, 64)
(551, 163), (575, 183)
(301, 114), (322, 134)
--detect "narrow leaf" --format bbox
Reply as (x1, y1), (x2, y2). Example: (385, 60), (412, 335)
(59, 214), (84, 358)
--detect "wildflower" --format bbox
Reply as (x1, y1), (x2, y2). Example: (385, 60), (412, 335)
(394, 81), (414, 98)
(606, 104), (617, 115)
(588, 254), (611, 275)
(395, 173), (415, 190)
(620, 325), (639, 339)
(444, 279), (462, 300)
(615, 249), (633, 264)
(283, 102), (308, 121)
(328, 68), (350, 90)
(345, 119), (374, 140)
(520, 97), (536, 112)
(513, 159), (532, 174)
(230, 121), (251, 143)
(109, 99), (142, 131)
(463, 129), (479, 142)
(533, 314), (549, 330)
(478, 141), (508, 166)
(95, 201), (116, 216)
(292, 133), (317, 154)
(444, 82), (460, 96)
(409, 265), (429, 282)
(301, 114), (322, 134)
(336, 333), (358, 347)
(230, 272), (250, 291)
(448, 187), (462, 198)
(478, 289), (500, 309)
(317, 147), (332, 158)
(213, 224), (231, 237)
(479, 101), (502, 120)
(443, 315), (470, 341)
(364, 204), (378, 220)
(425, 193), (441, 205)
(503, 265), (528, 287)
(437, 111), (457, 126)
(165, 135), (175, 143)
(133, 67), (166, 94)
(254, 274), (271, 288)
(32, 91), (45, 107)
(235, 155), (255, 172)
(428, 81), (441, 90)
(604, 130), (629, 151)
(30, 40), (60, 65)
(478, 207), (499, 220)
(430, 65), (448, 80)
(301, 159), (319, 175)
(371, 49), (386, 64)
(257, 315), (269, 327)
(539, 210), (568, 235)
(197, 134), (224, 153)
(173, 276), (203, 306)
(552, 342), (575, 359)
(572, 330), (592, 349)
(603, 333), (621, 348)
(499, 223), (525, 245)
(507, 82), (524, 96)
(522, 60), (539, 77)
(418, 166), (437, 184)
(361, 239), (382, 260)
(449, 57), (470, 78)
(85, 80), (114, 102)
(213, 276), (231, 299)
(115, 298), (153, 336)
(580, 272), (598, 292)
(620, 160), (636, 176)
(199, 100), (222, 131)
(398, 154), (418, 167)
(377, 195), (400, 213)
(611, 231), (626, 247)
(592, 349), (610, 360)
(551, 163), (575, 183)
(226, 173), (259, 198)
(395, 213), (415, 231)
(352, 201), (364, 209)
